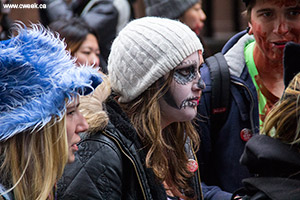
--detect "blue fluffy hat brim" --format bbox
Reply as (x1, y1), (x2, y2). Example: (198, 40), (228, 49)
(0, 24), (102, 141)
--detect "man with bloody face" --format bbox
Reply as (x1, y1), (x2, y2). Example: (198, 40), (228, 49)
(196, 0), (300, 199)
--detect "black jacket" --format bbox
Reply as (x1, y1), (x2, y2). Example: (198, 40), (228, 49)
(233, 135), (300, 200)
(57, 96), (203, 199)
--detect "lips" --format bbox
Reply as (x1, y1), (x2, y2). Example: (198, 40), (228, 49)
(180, 96), (200, 109)
(272, 41), (288, 48)
(188, 96), (200, 102)
(71, 143), (79, 151)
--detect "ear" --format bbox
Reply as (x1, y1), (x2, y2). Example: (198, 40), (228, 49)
(198, 50), (203, 57)
(248, 22), (253, 35)
(198, 50), (204, 63)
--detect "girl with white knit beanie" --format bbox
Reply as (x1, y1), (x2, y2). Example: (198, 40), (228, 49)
(57, 16), (206, 200)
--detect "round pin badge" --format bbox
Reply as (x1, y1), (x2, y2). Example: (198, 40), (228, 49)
(187, 159), (198, 173)
(240, 128), (253, 142)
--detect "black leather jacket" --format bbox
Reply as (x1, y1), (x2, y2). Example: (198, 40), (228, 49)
(57, 96), (203, 199)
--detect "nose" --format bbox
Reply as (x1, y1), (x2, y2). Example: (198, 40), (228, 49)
(76, 112), (89, 133)
(90, 53), (100, 68)
(274, 18), (289, 35)
(193, 72), (206, 91)
(199, 9), (206, 21)
(197, 78), (206, 90)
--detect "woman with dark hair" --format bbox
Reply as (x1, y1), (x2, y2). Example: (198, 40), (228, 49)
(49, 18), (107, 73)
(38, 0), (134, 61)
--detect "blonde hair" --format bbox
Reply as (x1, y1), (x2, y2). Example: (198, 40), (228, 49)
(80, 72), (111, 133)
(0, 117), (68, 200)
(262, 72), (300, 146)
(120, 73), (200, 200)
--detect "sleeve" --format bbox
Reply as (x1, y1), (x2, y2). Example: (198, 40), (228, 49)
(38, 0), (74, 25)
(201, 182), (232, 200)
(57, 136), (124, 200)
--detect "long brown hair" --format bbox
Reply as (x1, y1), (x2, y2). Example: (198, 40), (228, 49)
(120, 71), (200, 199)
(262, 73), (300, 146)
(0, 117), (68, 200)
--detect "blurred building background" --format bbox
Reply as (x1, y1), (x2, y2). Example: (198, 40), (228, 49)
(202, 0), (248, 55)
(8, 0), (248, 55)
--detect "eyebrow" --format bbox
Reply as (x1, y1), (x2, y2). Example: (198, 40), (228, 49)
(256, 8), (272, 14)
(67, 103), (80, 110)
(80, 47), (93, 50)
(286, 6), (300, 10)
(177, 60), (197, 67)
(80, 46), (100, 52)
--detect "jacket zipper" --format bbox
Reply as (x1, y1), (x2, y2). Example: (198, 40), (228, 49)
(102, 131), (147, 200)
(231, 80), (256, 134)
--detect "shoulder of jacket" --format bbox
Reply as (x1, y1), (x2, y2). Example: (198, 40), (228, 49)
(79, 130), (121, 156)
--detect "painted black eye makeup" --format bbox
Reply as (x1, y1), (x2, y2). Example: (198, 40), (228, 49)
(174, 64), (197, 85)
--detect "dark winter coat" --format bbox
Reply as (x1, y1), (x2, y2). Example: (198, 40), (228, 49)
(196, 30), (260, 200)
(233, 134), (300, 200)
(57, 95), (203, 199)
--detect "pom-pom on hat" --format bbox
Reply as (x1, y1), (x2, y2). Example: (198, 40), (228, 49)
(0, 24), (102, 141)
(144, 0), (199, 19)
(108, 17), (203, 103)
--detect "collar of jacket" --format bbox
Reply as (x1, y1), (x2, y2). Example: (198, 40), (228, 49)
(222, 30), (255, 78)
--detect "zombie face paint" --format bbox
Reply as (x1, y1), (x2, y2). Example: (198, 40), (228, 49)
(159, 51), (205, 128)
(248, 0), (300, 62)
(174, 63), (197, 85)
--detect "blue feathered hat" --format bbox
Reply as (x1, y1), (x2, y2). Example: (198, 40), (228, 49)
(0, 24), (102, 141)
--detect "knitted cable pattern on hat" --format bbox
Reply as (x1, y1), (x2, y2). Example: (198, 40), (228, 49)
(108, 17), (203, 103)
(0, 23), (102, 141)
(144, 0), (199, 19)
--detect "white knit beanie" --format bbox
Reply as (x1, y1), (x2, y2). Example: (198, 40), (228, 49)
(108, 17), (203, 103)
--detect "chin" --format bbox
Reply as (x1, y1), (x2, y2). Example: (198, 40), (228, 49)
(67, 154), (75, 163)
(179, 110), (197, 121)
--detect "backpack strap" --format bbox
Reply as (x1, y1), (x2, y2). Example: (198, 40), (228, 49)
(205, 52), (231, 136)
